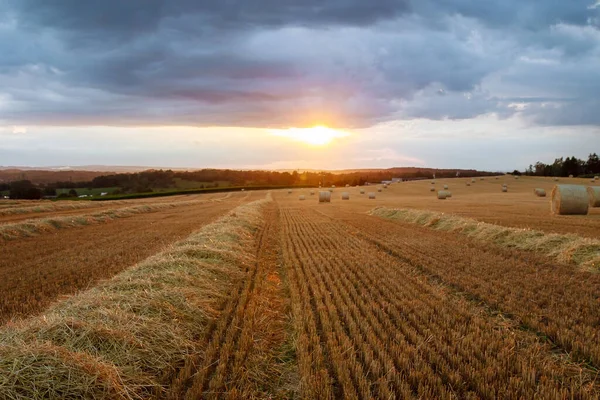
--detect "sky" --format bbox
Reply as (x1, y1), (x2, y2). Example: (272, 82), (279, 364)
(0, 0), (599, 171)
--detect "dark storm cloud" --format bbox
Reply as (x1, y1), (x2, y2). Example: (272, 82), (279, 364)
(0, 0), (599, 128)
(9, 0), (410, 35)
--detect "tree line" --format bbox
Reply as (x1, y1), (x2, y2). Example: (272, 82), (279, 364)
(2, 167), (496, 199)
(524, 153), (599, 177)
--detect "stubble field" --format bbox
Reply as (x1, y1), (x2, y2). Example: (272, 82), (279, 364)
(0, 177), (599, 399)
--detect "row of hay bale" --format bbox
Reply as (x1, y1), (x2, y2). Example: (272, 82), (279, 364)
(317, 190), (377, 202)
(551, 184), (600, 215)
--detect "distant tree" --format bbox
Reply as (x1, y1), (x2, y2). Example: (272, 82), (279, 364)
(512, 170), (522, 176)
(562, 157), (581, 177)
(68, 189), (78, 197)
(42, 187), (57, 196)
(534, 162), (546, 176)
(586, 153), (600, 174)
(9, 180), (42, 199)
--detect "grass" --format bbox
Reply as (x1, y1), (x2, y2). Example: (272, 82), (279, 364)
(369, 206), (600, 271)
(0, 195), (231, 242)
(0, 195), (270, 399)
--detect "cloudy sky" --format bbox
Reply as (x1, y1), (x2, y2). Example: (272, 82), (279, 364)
(0, 0), (599, 171)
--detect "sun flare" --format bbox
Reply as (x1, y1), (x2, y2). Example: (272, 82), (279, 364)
(269, 125), (350, 146)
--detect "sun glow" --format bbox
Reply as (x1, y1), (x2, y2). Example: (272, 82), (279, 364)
(269, 125), (350, 146)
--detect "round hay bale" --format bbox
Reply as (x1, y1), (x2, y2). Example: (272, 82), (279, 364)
(332, 185), (336, 188)
(360, 189), (365, 194)
(595, 176), (599, 180)
(241, 188), (245, 191)
(534, 188), (546, 197)
(377, 188), (382, 192)
(551, 185), (589, 215)
(588, 186), (600, 207)
(310, 191), (315, 195)
(569, 175), (573, 178)
(345, 184), (350, 187)
(299, 195), (306, 201)
(554, 178), (559, 182)
(328, 188), (334, 192)
(443, 184), (448, 190)
(383, 184), (388, 189)
(495, 177), (499, 179)
(591, 179), (596, 183)
(341, 192), (350, 200)
(437, 191), (447, 199)
(466, 182), (471, 186)
(368, 192), (376, 199)
(431, 181), (435, 185)
(471, 178), (476, 183)
(318, 191), (331, 203)
(480, 177), (484, 181)
(502, 186), (508, 192)
(430, 187), (435, 192)
(287, 189), (292, 194)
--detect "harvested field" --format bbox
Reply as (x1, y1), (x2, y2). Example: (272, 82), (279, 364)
(0, 196), (270, 399)
(282, 177), (600, 238)
(0, 192), (254, 323)
(0, 193), (233, 242)
(2, 181), (600, 399)
(279, 205), (598, 398)
(0, 193), (228, 224)
(313, 204), (600, 371)
(167, 199), (293, 399)
(369, 207), (600, 270)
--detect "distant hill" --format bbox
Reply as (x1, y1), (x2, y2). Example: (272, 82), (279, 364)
(0, 169), (112, 184)
(0, 165), (162, 173)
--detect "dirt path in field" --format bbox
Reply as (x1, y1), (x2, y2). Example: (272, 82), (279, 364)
(314, 205), (600, 370)
(168, 199), (293, 399)
(278, 204), (598, 398)
(0, 196), (254, 324)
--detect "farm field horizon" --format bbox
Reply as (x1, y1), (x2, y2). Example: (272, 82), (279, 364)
(1, 175), (599, 398)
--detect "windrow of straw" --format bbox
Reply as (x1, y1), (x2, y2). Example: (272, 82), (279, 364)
(0, 196), (270, 399)
(0, 195), (231, 242)
(369, 206), (600, 271)
(0, 200), (122, 217)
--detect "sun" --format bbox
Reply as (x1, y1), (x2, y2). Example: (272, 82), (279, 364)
(269, 125), (349, 146)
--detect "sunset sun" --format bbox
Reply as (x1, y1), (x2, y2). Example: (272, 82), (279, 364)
(269, 125), (350, 146)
